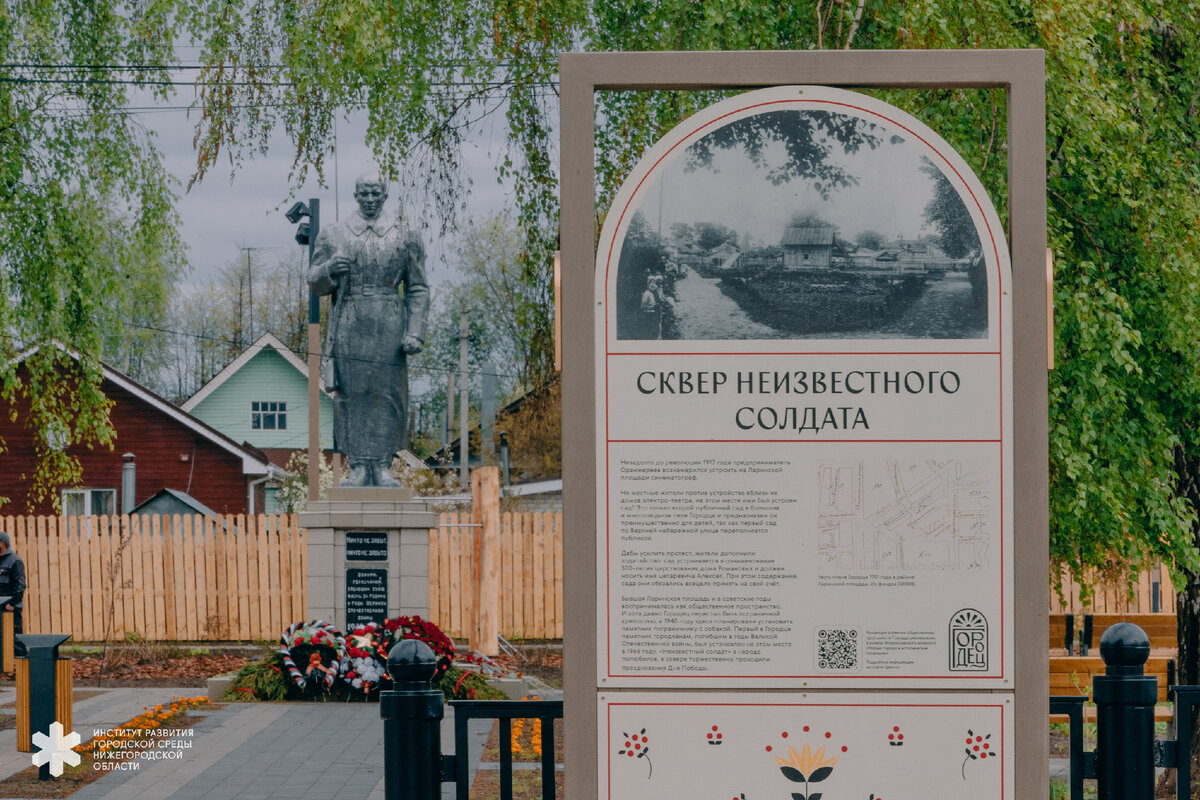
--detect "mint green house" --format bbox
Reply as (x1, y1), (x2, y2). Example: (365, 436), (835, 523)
(183, 333), (333, 512)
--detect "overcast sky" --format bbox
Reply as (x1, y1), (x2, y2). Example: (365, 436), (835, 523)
(141, 90), (517, 289)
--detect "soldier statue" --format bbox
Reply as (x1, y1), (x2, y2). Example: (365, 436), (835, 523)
(308, 174), (430, 487)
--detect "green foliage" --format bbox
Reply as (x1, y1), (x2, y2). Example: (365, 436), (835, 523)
(178, 0), (578, 388)
(436, 665), (509, 701)
(225, 652), (294, 702)
(179, 1), (1200, 589)
(580, 0), (1200, 590)
(0, 0), (185, 509)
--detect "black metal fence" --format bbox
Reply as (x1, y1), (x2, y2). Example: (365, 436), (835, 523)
(1052, 621), (1200, 800)
(448, 700), (563, 800)
(380, 639), (562, 800)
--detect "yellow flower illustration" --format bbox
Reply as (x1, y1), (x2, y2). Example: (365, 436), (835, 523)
(776, 742), (838, 784)
(776, 743), (837, 774)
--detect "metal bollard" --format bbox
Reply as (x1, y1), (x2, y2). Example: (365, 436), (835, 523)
(1094, 622), (1155, 800)
(380, 639), (444, 800)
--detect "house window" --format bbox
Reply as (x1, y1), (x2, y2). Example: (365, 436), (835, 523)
(62, 489), (116, 516)
(251, 401), (287, 430)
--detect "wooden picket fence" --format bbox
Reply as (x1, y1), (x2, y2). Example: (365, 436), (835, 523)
(0, 514), (306, 642)
(428, 511), (564, 640)
(1050, 563), (1176, 615)
(7, 509), (1168, 643)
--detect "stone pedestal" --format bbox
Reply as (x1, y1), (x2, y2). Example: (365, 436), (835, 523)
(298, 487), (438, 632)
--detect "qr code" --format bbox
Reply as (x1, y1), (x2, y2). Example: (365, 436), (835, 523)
(815, 627), (860, 672)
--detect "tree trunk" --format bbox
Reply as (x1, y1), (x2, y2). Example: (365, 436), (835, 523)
(1169, 447), (1200, 795)
(1175, 446), (1200, 687)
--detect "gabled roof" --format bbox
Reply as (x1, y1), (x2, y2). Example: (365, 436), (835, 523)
(182, 333), (328, 412)
(12, 345), (274, 477)
(782, 225), (834, 247)
(130, 488), (220, 517)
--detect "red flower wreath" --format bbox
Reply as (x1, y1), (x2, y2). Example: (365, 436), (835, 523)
(384, 615), (455, 679)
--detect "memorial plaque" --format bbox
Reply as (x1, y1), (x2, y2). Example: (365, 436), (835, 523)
(345, 531), (389, 561)
(595, 86), (1013, 689)
(346, 568), (388, 627)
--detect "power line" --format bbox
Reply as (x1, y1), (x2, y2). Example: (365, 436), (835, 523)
(0, 57), (557, 71)
(32, 83), (558, 116)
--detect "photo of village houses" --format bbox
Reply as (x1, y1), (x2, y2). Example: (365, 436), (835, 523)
(614, 107), (991, 340)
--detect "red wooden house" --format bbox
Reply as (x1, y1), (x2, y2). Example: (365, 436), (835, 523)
(0, 354), (277, 516)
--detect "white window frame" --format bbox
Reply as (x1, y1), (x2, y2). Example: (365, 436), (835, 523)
(251, 401), (288, 431)
(62, 488), (117, 516)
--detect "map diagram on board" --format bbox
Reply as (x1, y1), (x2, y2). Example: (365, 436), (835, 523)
(817, 460), (991, 571)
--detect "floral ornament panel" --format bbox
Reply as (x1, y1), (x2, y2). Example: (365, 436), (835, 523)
(602, 693), (1012, 800)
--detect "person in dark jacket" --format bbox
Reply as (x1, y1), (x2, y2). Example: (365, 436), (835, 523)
(0, 532), (26, 635)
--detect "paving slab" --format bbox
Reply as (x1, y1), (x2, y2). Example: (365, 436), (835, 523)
(0, 685), (204, 791)
(0, 685), (561, 800)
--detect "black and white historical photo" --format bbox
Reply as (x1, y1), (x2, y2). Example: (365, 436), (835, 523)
(614, 107), (990, 340)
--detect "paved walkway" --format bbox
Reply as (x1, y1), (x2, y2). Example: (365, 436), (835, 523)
(0, 683), (548, 800)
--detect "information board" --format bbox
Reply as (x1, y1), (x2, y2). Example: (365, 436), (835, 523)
(345, 568), (388, 627)
(595, 86), (1013, 688)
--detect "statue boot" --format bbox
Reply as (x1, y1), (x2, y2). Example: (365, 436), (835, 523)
(342, 461), (371, 487)
(372, 459), (402, 488)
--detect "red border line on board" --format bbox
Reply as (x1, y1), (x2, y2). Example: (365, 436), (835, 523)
(606, 701), (1008, 708)
(605, 674), (999, 680)
(608, 350), (1003, 356)
(609, 438), (1001, 443)
(605, 702), (1007, 800)
(599, 94), (1010, 681)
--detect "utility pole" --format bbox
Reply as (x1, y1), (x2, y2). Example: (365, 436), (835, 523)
(241, 247), (257, 345)
(458, 308), (469, 489)
(481, 361), (497, 464)
(445, 370), (455, 450)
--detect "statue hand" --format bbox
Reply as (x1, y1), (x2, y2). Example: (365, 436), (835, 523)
(328, 257), (351, 276)
(401, 335), (423, 355)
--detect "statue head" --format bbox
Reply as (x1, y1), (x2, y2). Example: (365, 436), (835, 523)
(353, 173), (388, 220)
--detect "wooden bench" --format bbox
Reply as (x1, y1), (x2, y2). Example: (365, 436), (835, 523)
(1049, 613), (1177, 723)
(1049, 613), (1176, 656)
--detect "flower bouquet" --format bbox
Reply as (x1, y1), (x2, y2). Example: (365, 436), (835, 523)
(382, 615), (455, 680)
(341, 622), (390, 696)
